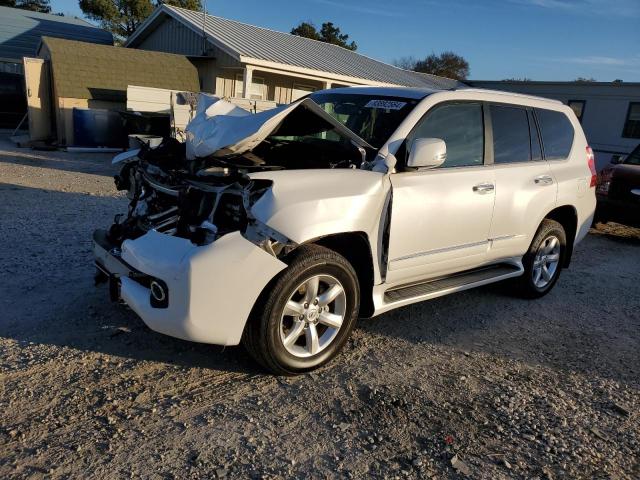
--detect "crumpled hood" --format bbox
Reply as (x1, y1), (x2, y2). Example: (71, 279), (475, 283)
(185, 94), (373, 160)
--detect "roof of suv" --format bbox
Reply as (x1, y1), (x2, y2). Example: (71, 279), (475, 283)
(322, 85), (563, 106)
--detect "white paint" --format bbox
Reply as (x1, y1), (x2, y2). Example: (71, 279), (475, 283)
(105, 86), (597, 348)
(120, 230), (286, 346)
(184, 94), (372, 160)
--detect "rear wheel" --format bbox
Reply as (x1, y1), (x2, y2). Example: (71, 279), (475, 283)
(243, 245), (359, 375)
(515, 219), (566, 298)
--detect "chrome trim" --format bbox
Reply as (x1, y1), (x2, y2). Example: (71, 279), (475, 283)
(147, 206), (179, 221)
(391, 240), (489, 263)
(142, 172), (180, 197)
(534, 175), (554, 186)
(473, 183), (495, 194)
(489, 234), (516, 242)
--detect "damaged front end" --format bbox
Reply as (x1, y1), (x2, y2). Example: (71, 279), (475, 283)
(107, 138), (293, 257)
(93, 94), (392, 346)
(103, 95), (378, 256)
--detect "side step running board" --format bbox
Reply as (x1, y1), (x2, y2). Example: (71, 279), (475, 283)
(384, 263), (523, 304)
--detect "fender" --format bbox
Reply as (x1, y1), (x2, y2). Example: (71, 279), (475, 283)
(249, 169), (392, 284)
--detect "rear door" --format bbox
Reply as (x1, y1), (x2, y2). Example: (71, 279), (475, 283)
(486, 104), (557, 261)
(23, 57), (53, 141)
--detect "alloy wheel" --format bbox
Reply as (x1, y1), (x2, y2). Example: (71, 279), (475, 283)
(532, 235), (561, 289)
(279, 274), (347, 358)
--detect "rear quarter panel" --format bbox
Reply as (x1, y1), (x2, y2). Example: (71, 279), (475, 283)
(547, 109), (596, 245)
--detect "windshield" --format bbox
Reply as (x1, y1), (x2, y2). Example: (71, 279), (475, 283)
(623, 144), (640, 165)
(308, 93), (420, 148)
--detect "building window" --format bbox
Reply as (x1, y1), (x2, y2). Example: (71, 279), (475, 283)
(568, 100), (586, 123)
(622, 102), (640, 139)
(0, 61), (23, 74)
(234, 74), (265, 100)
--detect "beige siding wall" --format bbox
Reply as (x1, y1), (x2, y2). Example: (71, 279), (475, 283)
(133, 17), (345, 104)
(212, 68), (325, 104)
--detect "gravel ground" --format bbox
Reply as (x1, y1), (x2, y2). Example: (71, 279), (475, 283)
(0, 136), (638, 479)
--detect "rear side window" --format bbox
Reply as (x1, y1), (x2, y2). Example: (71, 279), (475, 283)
(408, 102), (484, 168)
(490, 105), (531, 164)
(535, 109), (575, 160)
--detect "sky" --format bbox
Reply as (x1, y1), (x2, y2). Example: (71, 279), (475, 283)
(50, 0), (640, 81)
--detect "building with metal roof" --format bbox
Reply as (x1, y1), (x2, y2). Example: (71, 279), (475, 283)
(24, 36), (199, 146)
(0, 5), (112, 74)
(125, 5), (463, 104)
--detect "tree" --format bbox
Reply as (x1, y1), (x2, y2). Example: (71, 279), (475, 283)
(393, 56), (418, 71)
(291, 21), (357, 51)
(2, 0), (51, 13)
(393, 51), (470, 80)
(319, 22), (356, 51)
(574, 77), (596, 82)
(290, 21), (320, 41)
(79, 0), (201, 41)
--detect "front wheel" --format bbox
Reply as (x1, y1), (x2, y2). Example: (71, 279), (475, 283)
(242, 245), (360, 375)
(515, 219), (566, 298)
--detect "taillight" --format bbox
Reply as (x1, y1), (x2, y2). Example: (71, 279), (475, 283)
(586, 146), (597, 187)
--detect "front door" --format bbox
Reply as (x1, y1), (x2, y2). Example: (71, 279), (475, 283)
(387, 102), (495, 285)
(23, 57), (52, 142)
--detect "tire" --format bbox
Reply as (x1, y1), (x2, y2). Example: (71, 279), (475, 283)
(242, 245), (360, 375)
(515, 219), (566, 299)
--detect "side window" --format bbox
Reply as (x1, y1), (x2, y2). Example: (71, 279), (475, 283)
(408, 103), (484, 168)
(528, 110), (542, 161)
(490, 105), (531, 164)
(535, 109), (575, 160)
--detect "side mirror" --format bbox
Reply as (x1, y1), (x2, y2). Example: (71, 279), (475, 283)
(407, 138), (447, 169)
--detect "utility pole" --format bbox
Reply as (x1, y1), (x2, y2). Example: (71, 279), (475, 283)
(201, 0), (207, 56)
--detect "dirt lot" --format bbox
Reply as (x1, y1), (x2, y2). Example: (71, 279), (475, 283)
(0, 135), (638, 479)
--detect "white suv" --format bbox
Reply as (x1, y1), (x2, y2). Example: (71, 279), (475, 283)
(94, 86), (596, 374)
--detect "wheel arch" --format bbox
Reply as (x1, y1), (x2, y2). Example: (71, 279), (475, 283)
(544, 205), (578, 267)
(304, 232), (376, 317)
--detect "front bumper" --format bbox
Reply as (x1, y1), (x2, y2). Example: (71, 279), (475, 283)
(93, 229), (287, 346)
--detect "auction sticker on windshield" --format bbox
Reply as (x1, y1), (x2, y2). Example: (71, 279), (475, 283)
(364, 99), (407, 110)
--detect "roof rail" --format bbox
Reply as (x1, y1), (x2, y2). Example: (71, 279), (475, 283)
(455, 87), (563, 105)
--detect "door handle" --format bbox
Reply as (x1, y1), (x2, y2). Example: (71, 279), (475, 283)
(534, 175), (554, 186)
(473, 183), (495, 194)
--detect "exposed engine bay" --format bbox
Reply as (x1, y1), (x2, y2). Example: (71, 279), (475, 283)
(106, 96), (377, 253)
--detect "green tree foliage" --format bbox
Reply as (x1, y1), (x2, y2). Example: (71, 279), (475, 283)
(79, 0), (201, 41)
(290, 21), (320, 41)
(394, 51), (470, 80)
(1, 0), (51, 13)
(291, 21), (357, 51)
